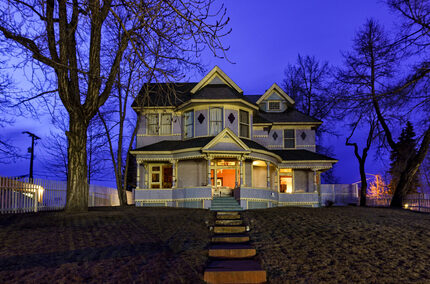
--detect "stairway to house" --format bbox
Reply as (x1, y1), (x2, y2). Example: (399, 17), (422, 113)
(203, 211), (266, 283)
(210, 196), (243, 211)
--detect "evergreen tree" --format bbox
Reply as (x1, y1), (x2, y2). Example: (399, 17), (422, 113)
(389, 121), (420, 194)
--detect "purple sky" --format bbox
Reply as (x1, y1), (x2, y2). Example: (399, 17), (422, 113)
(0, 0), (398, 186)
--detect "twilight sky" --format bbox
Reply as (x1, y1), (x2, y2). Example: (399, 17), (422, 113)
(0, 0), (398, 186)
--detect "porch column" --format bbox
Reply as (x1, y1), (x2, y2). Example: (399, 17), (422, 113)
(240, 158), (244, 186)
(267, 162), (271, 188)
(207, 158), (211, 186)
(144, 163), (149, 189)
(136, 161), (140, 189)
(171, 160), (177, 188)
(313, 170), (317, 192)
(314, 169), (322, 206)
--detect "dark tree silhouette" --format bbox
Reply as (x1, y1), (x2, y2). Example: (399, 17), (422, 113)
(389, 121), (420, 194)
(0, 0), (230, 212)
(336, 19), (398, 206)
(283, 54), (338, 183)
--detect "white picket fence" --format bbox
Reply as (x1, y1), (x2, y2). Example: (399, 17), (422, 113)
(321, 183), (430, 213)
(0, 176), (134, 214)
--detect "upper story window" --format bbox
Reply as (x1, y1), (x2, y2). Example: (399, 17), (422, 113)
(239, 110), (250, 138)
(160, 114), (172, 135)
(268, 101), (281, 111)
(184, 110), (194, 138)
(147, 114), (159, 135)
(284, 129), (295, 149)
(147, 113), (172, 135)
(210, 107), (223, 136)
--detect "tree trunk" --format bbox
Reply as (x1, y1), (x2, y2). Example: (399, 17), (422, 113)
(359, 161), (367, 207)
(391, 127), (430, 208)
(65, 115), (89, 212)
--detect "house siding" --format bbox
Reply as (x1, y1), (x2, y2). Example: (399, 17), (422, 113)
(177, 160), (207, 187)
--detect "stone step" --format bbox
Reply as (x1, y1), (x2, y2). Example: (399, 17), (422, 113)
(214, 226), (246, 234)
(215, 219), (243, 226)
(217, 211), (240, 216)
(211, 233), (250, 243)
(204, 259), (266, 284)
(216, 214), (241, 220)
(209, 243), (256, 258)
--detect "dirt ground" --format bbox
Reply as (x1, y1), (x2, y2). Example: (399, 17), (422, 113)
(243, 207), (430, 283)
(0, 207), (212, 283)
(0, 206), (429, 283)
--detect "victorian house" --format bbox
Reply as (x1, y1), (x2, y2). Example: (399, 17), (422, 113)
(130, 66), (336, 209)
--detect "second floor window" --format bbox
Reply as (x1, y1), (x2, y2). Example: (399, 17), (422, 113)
(160, 114), (172, 135)
(284, 129), (295, 149)
(184, 110), (194, 138)
(239, 110), (250, 138)
(147, 114), (159, 135)
(210, 107), (223, 135)
(147, 113), (172, 135)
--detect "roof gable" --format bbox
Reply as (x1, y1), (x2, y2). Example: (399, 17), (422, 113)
(191, 66), (243, 95)
(202, 128), (250, 153)
(256, 83), (295, 105)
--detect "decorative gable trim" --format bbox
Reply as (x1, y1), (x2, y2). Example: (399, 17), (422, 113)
(256, 83), (295, 105)
(190, 66), (243, 94)
(202, 128), (250, 153)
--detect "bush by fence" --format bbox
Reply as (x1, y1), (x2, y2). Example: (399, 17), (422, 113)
(0, 176), (134, 214)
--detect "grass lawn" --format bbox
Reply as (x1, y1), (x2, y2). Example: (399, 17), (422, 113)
(0, 206), (429, 283)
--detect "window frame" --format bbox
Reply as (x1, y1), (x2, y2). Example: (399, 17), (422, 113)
(268, 101), (281, 111)
(160, 113), (172, 135)
(149, 163), (173, 189)
(239, 109), (250, 138)
(147, 114), (159, 135)
(284, 129), (295, 149)
(209, 107), (223, 136)
(184, 110), (194, 138)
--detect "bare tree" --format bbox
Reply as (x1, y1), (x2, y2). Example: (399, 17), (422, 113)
(283, 54), (338, 183)
(0, 0), (230, 212)
(0, 62), (19, 162)
(374, 0), (430, 207)
(336, 19), (399, 206)
(42, 109), (110, 183)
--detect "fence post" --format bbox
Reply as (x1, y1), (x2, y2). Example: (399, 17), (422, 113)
(91, 192), (95, 207)
(34, 186), (38, 213)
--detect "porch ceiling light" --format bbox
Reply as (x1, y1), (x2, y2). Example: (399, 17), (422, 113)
(252, 160), (266, 167)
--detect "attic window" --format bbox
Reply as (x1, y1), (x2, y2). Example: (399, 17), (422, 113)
(268, 101), (281, 111)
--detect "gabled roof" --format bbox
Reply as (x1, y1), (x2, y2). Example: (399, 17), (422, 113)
(256, 83), (295, 105)
(202, 128), (250, 153)
(193, 84), (244, 100)
(190, 66), (243, 94)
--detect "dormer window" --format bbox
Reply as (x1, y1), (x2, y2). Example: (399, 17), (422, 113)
(268, 101), (281, 111)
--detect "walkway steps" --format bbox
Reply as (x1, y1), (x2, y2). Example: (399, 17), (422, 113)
(211, 233), (250, 243)
(209, 243), (256, 258)
(204, 260), (266, 284)
(204, 210), (266, 283)
(214, 225), (246, 234)
(215, 219), (243, 225)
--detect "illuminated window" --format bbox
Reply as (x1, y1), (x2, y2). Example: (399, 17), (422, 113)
(280, 174), (293, 193)
(184, 110), (194, 138)
(268, 101), (280, 111)
(284, 129), (295, 149)
(160, 114), (172, 135)
(239, 110), (250, 138)
(210, 107), (223, 135)
(150, 164), (172, 189)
